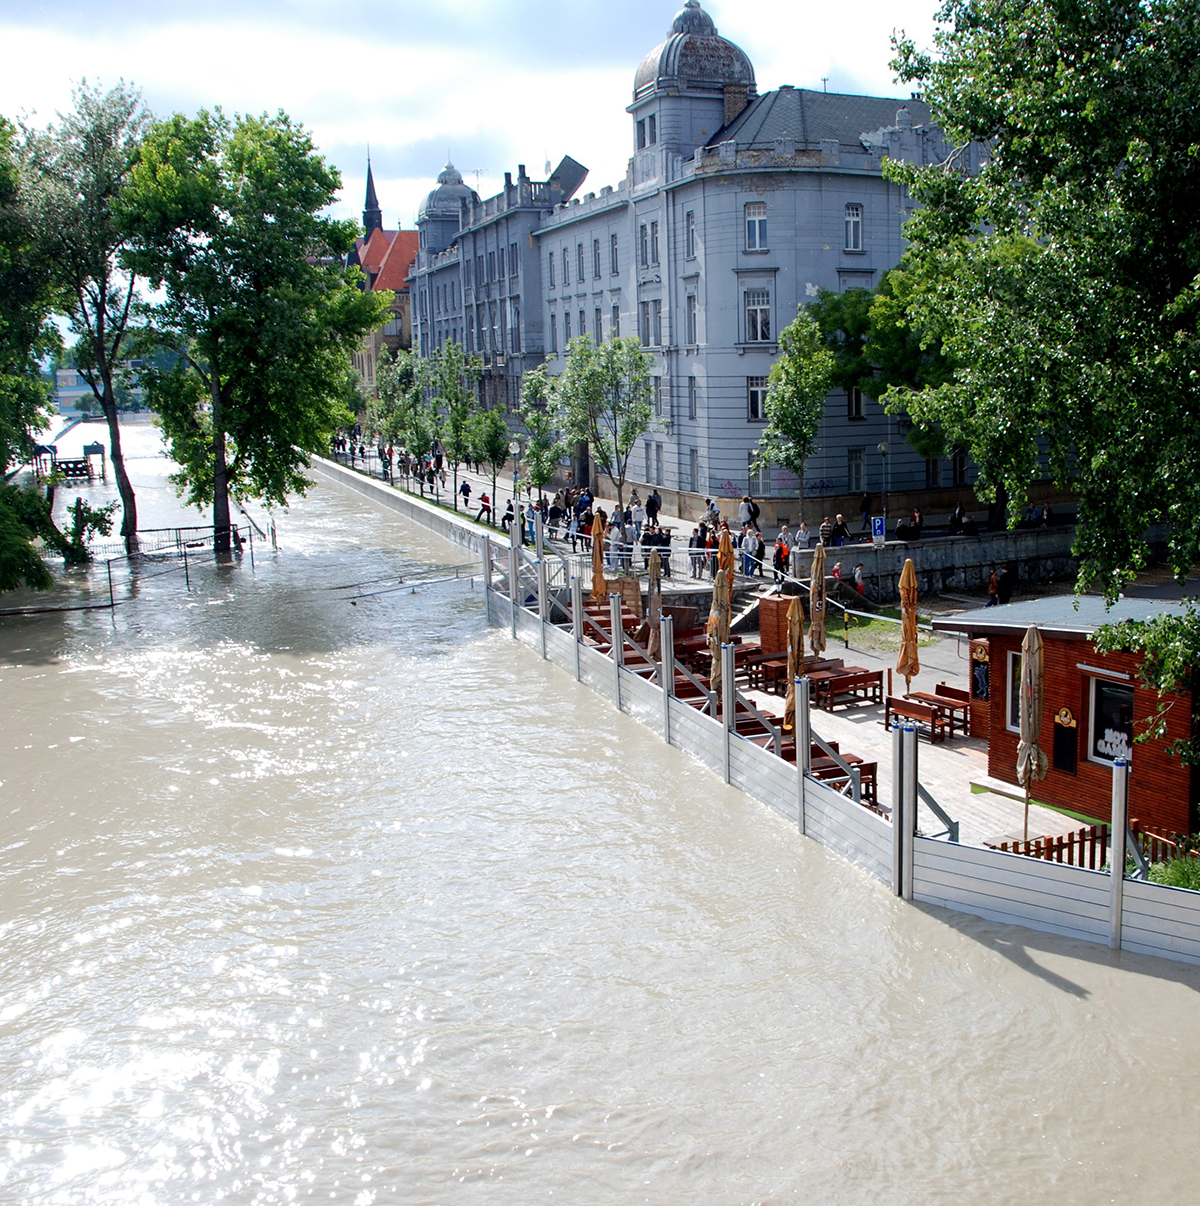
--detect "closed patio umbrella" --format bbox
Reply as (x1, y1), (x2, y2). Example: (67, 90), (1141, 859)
(783, 593), (806, 733)
(707, 567), (731, 711)
(1016, 622), (1049, 840)
(647, 548), (663, 659)
(590, 512), (606, 603)
(718, 526), (736, 581)
(896, 557), (921, 691)
(808, 541), (827, 657)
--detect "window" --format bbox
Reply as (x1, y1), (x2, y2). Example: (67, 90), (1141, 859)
(686, 294), (698, 345)
(652, 299), (663, 346)
(640, 224), (649, 266)
(476, 255), (485, 285)
(562, 246), (570, 285)
(1090, 678), (1135, 765)
(639, 301), (651, 345)
(509, 243), (519, 276)
(594, 307), (603, 343)
(745, 290), (771, 342)
(952, 448), (968, 487)
(747, 376), (768, 421)
(653, 376), (662, 417)
(610, 233), (619, 274)
(648, 114), (657, 145)
(611, 303), (621, 338)
(488, 250), (496, 281)
(564, 311), (572, 342)
(579, 310), (586, 344)
(845, 203), (863, 251)
(550, 313), (558, 353)
(1006, 651), (1023, 733)
(593, 239), (601, 279)
(848, 447), (865, 493)
(685, 210), (696, 258)
(509, 300), (521, 352)
(847, 386), (863, 419)
(745, 201), (768, 250)
(749, 451), (769, 496)
(654, 442), (664, 486)
(650, 220), (660, 264)
(644, 440), (652, 481)
(498, 247), (506, 278)
(548, 251), (555, 288)
(688, 376), (697, 419)
(688, 448), (699, 492)
(577, 243), (585, 282)
(637, 119), (647, 150)
(925, 457), (941, 489)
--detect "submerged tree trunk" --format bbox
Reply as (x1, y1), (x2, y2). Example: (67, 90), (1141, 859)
(211, 378), (232, 554)
(98, 389), (138, 553)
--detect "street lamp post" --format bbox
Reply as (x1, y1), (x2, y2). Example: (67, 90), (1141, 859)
(509, 438), (522, 545)
(877, 441), (890, 534)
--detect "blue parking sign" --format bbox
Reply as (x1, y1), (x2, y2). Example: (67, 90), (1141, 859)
(871, 516), (885, 547)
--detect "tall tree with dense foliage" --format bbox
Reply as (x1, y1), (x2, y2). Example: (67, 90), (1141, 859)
(21, 82), (151, 552)
(553, 335), (651, 510)
(754, 306), (835, 510)
(368, 348), (417, 446)
(887, 0), (1200, 598)
(123, 109), (391, 551)
(426, 340), (481, 507)
(519, 367), (562, 502)
(469, 405), (510, 514)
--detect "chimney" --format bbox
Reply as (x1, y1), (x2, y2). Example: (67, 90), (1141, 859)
(504, 171), (513, 189)
(724, 83), (749, 124)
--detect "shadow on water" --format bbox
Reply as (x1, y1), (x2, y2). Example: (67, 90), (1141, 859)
(916, 900), (1200, 995)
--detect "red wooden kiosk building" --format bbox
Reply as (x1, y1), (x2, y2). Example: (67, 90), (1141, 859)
(932, 598), (1198, 835)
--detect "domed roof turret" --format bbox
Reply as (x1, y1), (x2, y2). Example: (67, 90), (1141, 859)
(417, 162), (479, 220)
(634, 1), (755, 100)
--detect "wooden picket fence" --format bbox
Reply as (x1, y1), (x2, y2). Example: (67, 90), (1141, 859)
(991, 820), (1200, 869)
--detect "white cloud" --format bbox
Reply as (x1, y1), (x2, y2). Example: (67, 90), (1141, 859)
(0, 1), (942, 229)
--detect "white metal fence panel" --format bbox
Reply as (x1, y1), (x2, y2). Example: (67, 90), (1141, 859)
(729, 736), (798, 825)
(619, 667), (662, 722)
(667, 696), (724, 774)
(803, 778), (892, 883)
(1122, 879), (1200, 965)
(913, 838), (1110, 943)
(542, 623), (575, 667)
(578, 645), (615, 701)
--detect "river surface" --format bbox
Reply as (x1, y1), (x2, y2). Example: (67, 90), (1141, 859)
(3, 426), (1200, 1205)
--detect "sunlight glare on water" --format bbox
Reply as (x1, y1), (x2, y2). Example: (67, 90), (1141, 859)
(2, 432), (1200, 1204)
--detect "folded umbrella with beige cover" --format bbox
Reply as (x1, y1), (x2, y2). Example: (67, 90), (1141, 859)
(896, 557), (920, 691)
(808, 541), (827, 657)
(590, 512), (607, 603)
(718, 526), (736, 581)
(783, 593), (806, 733)
(707, 567), (731, 712)
(647, 548), (662, 659)
(1016, 622), (1049, 840)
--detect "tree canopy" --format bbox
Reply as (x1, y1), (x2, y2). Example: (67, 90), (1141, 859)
(123, 108), (391, 550)
(553, 335), (651, 509)
(888, 0), (1200, 598)
(518, 367), (562, 500)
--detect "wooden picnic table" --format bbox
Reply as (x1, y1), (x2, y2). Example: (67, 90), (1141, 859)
(905, 690), (968, 736)
(809, 666), (883, 710)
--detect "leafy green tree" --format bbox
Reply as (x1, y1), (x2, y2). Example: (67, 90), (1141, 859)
(519, 367), (562, 502)
(123, 108), (392, 551)
(469, 405), (510, 518)
(369, 347), (417, 446)
(21, 82), (151, 552)
(426, 341), (481, 507)
(754, 306), (835, 512)
(552, 335), (651, 510)
(888, 0), (1200, 598)
(0, 485), (55, 592)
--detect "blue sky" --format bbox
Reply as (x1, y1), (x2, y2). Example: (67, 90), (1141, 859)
(1, 0), (940, 227)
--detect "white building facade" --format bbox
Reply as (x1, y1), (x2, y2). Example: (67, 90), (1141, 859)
(410, 0), (982, 521)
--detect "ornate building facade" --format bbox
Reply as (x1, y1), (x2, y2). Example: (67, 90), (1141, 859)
(409, 0), (983, 521)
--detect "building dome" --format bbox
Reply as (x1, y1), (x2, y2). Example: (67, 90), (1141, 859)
(418, 162), (478, 220)
(634, 1), (755, 100)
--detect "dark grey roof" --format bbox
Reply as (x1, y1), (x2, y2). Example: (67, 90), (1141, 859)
(713, 86), (933, 150)
(931, 596), (1194, 638)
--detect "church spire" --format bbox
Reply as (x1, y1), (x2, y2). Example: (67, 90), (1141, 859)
(363, 155), (382, 235)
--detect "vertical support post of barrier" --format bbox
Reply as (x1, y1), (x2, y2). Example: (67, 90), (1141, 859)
(1110, 758), (1129, 951)
(536, 557), (548, 659)
(571, 575), (583, 682)
(482, 536), (493, 624)
(107, 560), (114, 609)
(609, 593), (624, 711)
(535, 508), (545, 562)
(722, 642), (736, 786)
(183, 546), (190, 591)
(660, 613), (675, 746)
(508, 527), (519, 640)
(248, 525), (254, 569)
(796, 676), (811, 836)
(891, 722), (904, 895)
(850, 765), (862, 804)
(271, 521), (278, 551)
(902, 724), (918, 902)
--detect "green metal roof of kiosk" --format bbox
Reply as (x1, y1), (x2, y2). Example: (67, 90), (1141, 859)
(931, 596), (1194, 639)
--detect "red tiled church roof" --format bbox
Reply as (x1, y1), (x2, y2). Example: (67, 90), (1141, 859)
(374, 231), (419, 292)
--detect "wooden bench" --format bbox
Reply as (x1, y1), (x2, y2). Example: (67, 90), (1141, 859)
(55, 458), (94, 481)
(811, 759), (878, 804)
(884, 695), (948, 743)
(817, 669), (883, 711)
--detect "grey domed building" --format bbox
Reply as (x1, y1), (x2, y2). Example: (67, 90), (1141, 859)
(410, 0), (983, 524)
